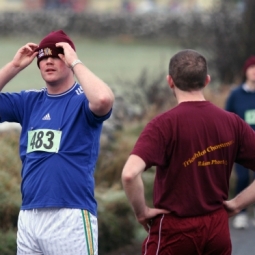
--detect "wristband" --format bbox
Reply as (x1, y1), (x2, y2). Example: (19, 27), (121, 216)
(70, 59), (83, 70)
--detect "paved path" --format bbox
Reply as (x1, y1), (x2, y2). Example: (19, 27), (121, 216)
(230, 218), (255, 255)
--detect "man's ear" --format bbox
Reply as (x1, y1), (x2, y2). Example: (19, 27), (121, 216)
(204, 75), (211, 87)
(166, 75), (175, 89)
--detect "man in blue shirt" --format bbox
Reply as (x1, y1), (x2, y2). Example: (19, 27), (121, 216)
(0, 30), (114, 254)
(225, 55), (255, 229)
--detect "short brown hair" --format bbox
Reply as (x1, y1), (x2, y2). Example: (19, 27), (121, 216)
(169, 50), (207, 91)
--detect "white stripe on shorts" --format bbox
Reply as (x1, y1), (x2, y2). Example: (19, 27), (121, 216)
(143, 214), (164, 255)
(17, 208), (98, 255)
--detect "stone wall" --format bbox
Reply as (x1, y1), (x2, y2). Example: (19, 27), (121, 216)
(0, 10), (219, 41)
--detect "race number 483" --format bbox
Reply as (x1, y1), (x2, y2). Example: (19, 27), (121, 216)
(27, 129), (62, 153)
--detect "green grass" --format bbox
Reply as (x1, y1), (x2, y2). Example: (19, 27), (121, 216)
(0, 36), (180, 93)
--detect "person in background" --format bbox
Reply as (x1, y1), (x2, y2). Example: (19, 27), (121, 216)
(0, 30), (114, 255)
(121, 49), (255, 255)
(225, 55), (255, 229)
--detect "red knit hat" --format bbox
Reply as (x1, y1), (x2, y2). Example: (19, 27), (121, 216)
(36, 30), (75, 67)
(243, 56), (255, 74)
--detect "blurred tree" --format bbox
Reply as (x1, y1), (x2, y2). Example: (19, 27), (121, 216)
(213, 0), (255, 85)
(241, 0), (255, 60)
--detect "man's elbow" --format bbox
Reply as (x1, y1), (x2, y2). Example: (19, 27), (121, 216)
(100, 94), (114, 110)
(91, 94), (115, 116)
(122, 172), (132, 184)
(121, 168), (138, 185)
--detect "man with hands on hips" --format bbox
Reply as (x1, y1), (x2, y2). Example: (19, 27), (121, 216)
(0, 30), (114, 255)
(122, 49), (255, 255)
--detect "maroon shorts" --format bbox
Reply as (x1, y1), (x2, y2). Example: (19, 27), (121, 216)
(142, 208), (231, 255)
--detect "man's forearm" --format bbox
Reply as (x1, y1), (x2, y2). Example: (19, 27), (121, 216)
(72, 62), (114, 116)
(121, 155), (148, 219)
(232, 180), (255, 211)
(0, 62), (21, 92)
(122, 172), (148, 219)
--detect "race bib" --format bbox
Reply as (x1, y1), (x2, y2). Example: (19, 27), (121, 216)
(27, 129), (62, 153)
(245, 109), (255, 125)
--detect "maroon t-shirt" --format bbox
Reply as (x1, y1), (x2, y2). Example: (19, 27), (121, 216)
(131, 101), (255, 217)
